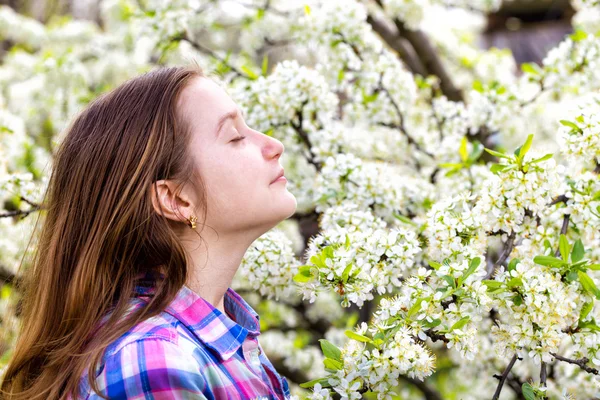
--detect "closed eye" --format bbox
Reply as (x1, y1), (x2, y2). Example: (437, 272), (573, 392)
(231, 135), (246, 142)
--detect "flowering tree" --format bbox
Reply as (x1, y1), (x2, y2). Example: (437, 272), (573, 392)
(1, 0), (600, 398)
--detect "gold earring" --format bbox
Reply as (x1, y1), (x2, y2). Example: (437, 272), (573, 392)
(187, 215), (197, 229)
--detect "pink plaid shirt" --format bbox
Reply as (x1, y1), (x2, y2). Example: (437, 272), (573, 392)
(75, 274), (290, 399)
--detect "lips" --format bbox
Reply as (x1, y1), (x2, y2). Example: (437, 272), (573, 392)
(271, 168), (285, 184)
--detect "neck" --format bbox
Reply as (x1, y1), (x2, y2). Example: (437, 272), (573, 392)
(181, 228), (256, 314)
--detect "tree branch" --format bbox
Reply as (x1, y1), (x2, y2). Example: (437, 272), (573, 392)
(493, 353), (520, 400)
(550, 353), (599, 375)
(393, 20), (463, 102)
(0, 264), (17, 285)
(540, 362), (547, 395)
(399, 375), (444, 400)
(365, 14), (427, 75)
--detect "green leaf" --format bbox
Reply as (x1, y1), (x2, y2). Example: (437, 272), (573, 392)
(512, 293), (524, 306)
(490, 164), (509, 174)
(299, 377), (332, 389)
(519, 134), (534, 158)
(566, 270), (579, 282)
(310, 255), (326, 269)
(587, 264), (600, 270)
(578, 271), (600, 299)
(241, 65), (259, 80)
(482, 280), (503, 289)
(570, 29), (588, 42)
(363, 91), (379, 104)
(323, 357), (343, 371)
(459, 136), (468, 162)
(467, 141), (484, 163)
(440, 274), (456, 289)
(319, 339), (342, 362)
(533, 256), (567, 268)
(507, 277), (523, 288)
(572, 239), (585, 263)
(422, 318), (442, 328)
(507, 258), (520, 272)
(450, 316), (470, 331)
(513, 145), (523, 158)
(522, 382), (536, 400)
(459, 257), (481, 285)
(472, 80), (484, 92)
(521, 62), (541, 75)
(559, 234), (570, 263)
(529, 153), (553, 164)
(393, 212), (417, 226)
(407, 296), (431, 318)
(439, 163), (464, 169)
(485, 148), (510, 159)
(559, 120), (580, 131)
(293, 265), (317, 283)
(581, 301), (594, 320)
(571, 260), (589, 270)
(579, 320), (600, 332)
(345, 330), (372, 343)
(341, 263), (353, 283)
(323, 246), (334, 259)
(428, 260), (441, 270)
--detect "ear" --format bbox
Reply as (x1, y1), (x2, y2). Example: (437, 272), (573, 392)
(150, 179), (194, 223)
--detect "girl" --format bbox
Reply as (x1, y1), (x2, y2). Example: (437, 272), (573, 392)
(1, 63), (297, 399)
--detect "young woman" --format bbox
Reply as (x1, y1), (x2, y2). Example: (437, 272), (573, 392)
(0, 63), (297, 399)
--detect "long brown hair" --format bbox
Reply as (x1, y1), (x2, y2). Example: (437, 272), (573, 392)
(0, 63), (208, 399)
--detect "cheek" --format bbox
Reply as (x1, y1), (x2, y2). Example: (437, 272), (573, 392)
(206, 156), (260, 212)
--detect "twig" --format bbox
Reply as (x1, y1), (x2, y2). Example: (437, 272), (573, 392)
(492, 353), (519, 400)
(554, 214), (570, 258)
(540, 362), (547, 393)
(484, 231), (516, 280)
(550, 352), (599, 375)
(0, 206), (41, 218)
(0, 264), (17, 285)
(548, 194), (568, 206)
(178, 32), (249, 80)
(424, 329), (450, 343)
(375, 70), (434, 159)
(289, 103), (322, 172)
(399, 375), (443, 400)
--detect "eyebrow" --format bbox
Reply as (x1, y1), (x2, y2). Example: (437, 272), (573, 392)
(215, 108), (241, 138)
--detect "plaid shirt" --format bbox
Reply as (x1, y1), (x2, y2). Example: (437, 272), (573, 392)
(76, 276), (290, 399)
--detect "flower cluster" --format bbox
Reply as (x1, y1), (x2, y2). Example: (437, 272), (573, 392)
(489, 258), (583, 364)
(557, 96), (600, 168)
(236, 229), (301, 300)
(381, 0), (501, 31)
(298, 201), (420, 306)
(0, 5), (46, 47)
(232, 59), (338, 134)
(314, 153), (408, 222)
(473, 146), (562, 234)
(424, 193), (487, 262)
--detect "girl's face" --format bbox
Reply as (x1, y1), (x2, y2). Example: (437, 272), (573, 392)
(177, 76), (297, 235)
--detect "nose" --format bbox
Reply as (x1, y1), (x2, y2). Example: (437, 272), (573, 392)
(262, 132), (284, 160)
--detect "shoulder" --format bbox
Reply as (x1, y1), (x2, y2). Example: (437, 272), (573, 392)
(103, 300), (181, 358)
(90, 337), (209, 399)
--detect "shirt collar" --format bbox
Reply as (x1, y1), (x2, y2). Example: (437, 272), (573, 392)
(133, 272), (260, 361)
